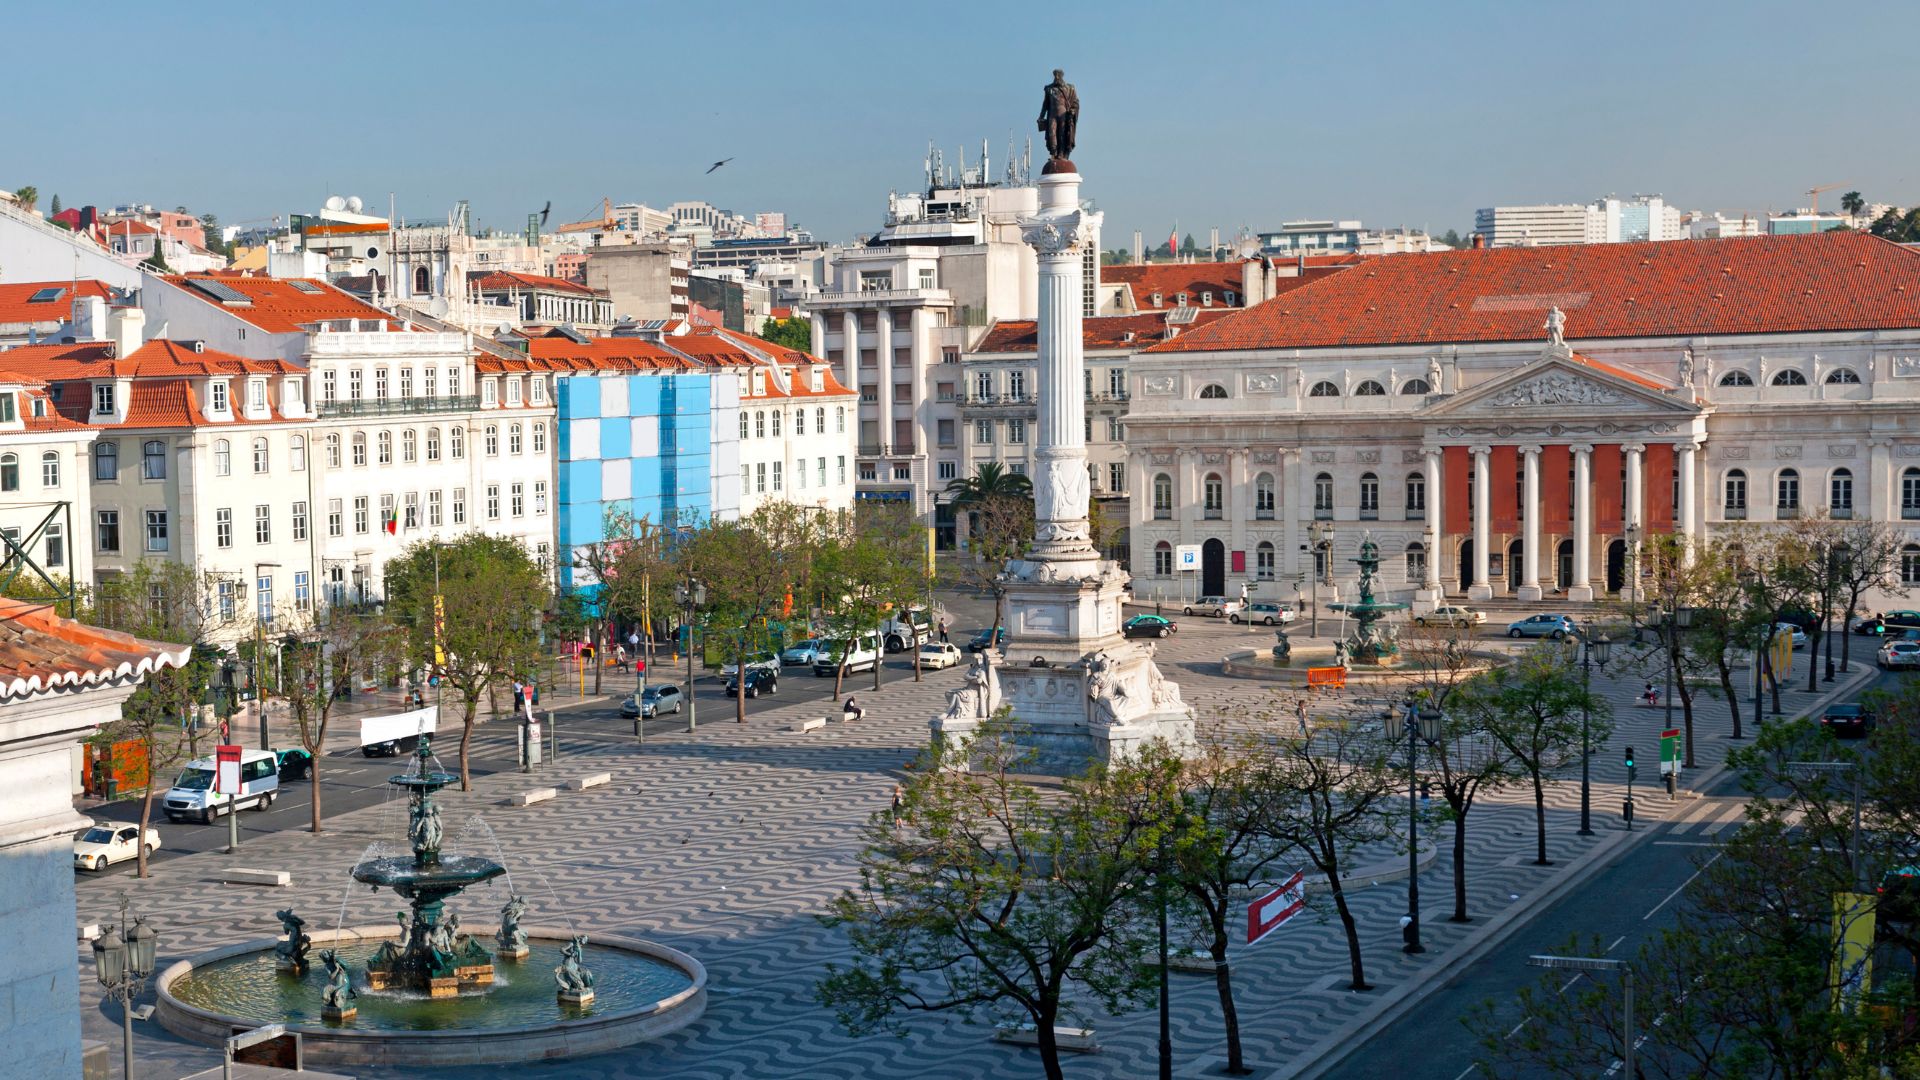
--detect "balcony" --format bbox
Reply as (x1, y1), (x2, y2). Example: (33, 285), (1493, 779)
(960, 393), (1038, 415)
(1777, 505), (1801, 519)
(806, 287), (954, 309)
(1087, 390), (1131, 404)
(319, 395), (482, 419)
(1725, 505), (1747, 520)
(1832, 506), (1854, 520)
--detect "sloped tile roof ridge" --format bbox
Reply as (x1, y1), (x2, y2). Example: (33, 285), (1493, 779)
(0, 597), (191, 700)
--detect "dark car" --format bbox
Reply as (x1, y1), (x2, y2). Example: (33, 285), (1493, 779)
(1858, 610), (1920, 636)
(967, 627), (1007, 653)
(724, 668), (779, 698)
(274, 747), (313, 781)
(1124, 614), (1178, 639)
(1820, 702), (1877, 739)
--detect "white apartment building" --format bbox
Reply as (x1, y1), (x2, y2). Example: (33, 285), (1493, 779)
(733, 359), (859, 518)
(1476, 195), (1683, 247)
(0, 367), (98, 592)
(1686, 211), (1764, 239)
(1256, 220), (1444, 255)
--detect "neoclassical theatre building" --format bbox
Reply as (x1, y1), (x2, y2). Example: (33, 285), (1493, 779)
(1124, 232), (1920, 609)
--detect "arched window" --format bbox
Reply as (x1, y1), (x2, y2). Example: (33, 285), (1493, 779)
(142, 439), (166, 479)
(1405, 472), (1427, 516)
(739, 412), (749, 439)
(251, 437), (268, 473)
(1826, 368), (1862, 384)
(1400, 378), (1432, 395)
(1203, 473), (1224, 518)
(484, 424), (499, 456)
(817, 407), (826, 433)
(1359, 472), (1380, 517)
(1255, 541), (1276, 580)
(835, 406), (845, 433)
(1771, 369), (1808, 386)
(1776, 467), (1801, 513)
(1254, 472), (1275, 519)
(94, 441), (117, 480)
(1309, 381), (1341, 397)
(214, 438), (231, 476)
(289, 435), (306, 472)
(532, 423), (546, 454)
(772, 410), (782, 437)
(1314, 472), (1334, 517)
(1830, 467), (1854, 516)
(39, 451), (58, 488)
(1154, 541), (1174, 575)
(1354, 380), (1386, 396)
(1902, 468), (1920, 519)
(351, 432), (367, 466)
(325, 434), (341, 468)
(425, 428), (441, 461)
(412, 265), (429, 294)
(1724, 468), (1747, 515)
(1904, 544), (1920, 585)
(377, 430), (393, 465)
(1152, 474), (1173, 519)
(1718, 370), (1754, 387)
(1405, 542), (1428, 583)
(755, 410), (766, 438)
(1199, 384), (1229, 399)
(0, 453), (15, 492)
(794, 409), (806, 436)
(402, 429), (417, 462)
(508, 423), (523, 455)
(450, 426), (466, 458)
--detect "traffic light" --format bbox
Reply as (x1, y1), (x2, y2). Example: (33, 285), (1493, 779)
(1624, 746), (1638, 786)
(1624, 746), (1635, 768)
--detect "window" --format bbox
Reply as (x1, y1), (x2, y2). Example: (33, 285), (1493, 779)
(93, 383), (115, 416)
(754, 463), (767, 494)
(377, 430), (392, 465)
(816, 407), (826, 434)
(532, 423), (546, 454)
(374, 367), (389, 399)
(252, 437), (269, 473)
(0, 454), (13, 492)
(96, 510), (119, 553)
(1406, 472), (1426, 516)
(426, 428), (441, 461)
(325, 434), (341, 468)
(143, 440), (165, 480)
(1255, 541), (1276, 580)
(486, 484), (500, 520)
(533, 480), (547, 514)
(413, 265), (430, 294)
(1770, 369), (1808, 386)
(1718, 370), (1754, 387)
(424, 368), (437, 398)
(349, 369), (363, 400)
(322, 370), (337, 402)
(248, 379), (266, 411)
(257, 575), (274, 621)
(1406, 542), (1428, 583)
(93, 441), (117, 481)
(41, 521), (61, 569)
(254, 504), (271, 544)
(352, 432), (367, 466)
(836, 407), (846, 433)
(327, 499), (343, 537)
(1199, 384), (1228, 400)
(1108, 462), (1125, 491)
(1401, 378), (1432, 395)
(294, 571), (310, 611)
(215, 508), (233, 548)
(754, 410), (767, 439)
(1310, 381), (1341, 397)
(214, 439), (231, 476)
(210, 380), (228, 412)
(290, 435), (306, 471)
(1007, 419), (1026, 444)
(1354, 380), (1386, 396)
(1777, 468), (1800, 513)
(740, 412), (750, 439)
(510, 482), (524, 517)
(40, 451), (59, 487)
(1359, 472), (1380, 518)
(1906, 545), (1920, 586)
(447, 369), (461, 397)
(292, 501), (308, 541)
(404, 492), (419, 529)
(1254, 472), (1276, 519)
(1153, 474), (1173, 519)
(838, 456), (847, 484)
(484, 425), (499, 456)
(450, 426), (465, 458)
(1106, 416), (1125, 443)
(354, 496), (369, 534)
(508, 424), (523, 455)
(1826, 368), (1862, 385)
(145, 510), (168, 552)
(975, 420), (993, 445)
(1154, 541), (1174, 575)
(530, 377), (546, 404)
(1314, 472), (1334, 517)
(453, 488), (467, 525)
(217, 581), (234, 620)
(402, 429), (417, 463)
(772, 410), (784, 437)
(794, 409), (806, 437)
(1203, 473), (1224, 518)
(1831, 468), (1854, 515)
(428, 490), (443, 527)
(1903, 469), (1920, 519)
(1724, 469), (1748, 515)
(482, 379), (497, 407)
(399, 367), (412, 398)
(819, 457), (829, 487)
(505, 378), (522, 406)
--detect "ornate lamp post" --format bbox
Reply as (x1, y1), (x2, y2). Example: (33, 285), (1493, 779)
(92, 899), (160, 1080)
(1306, 521), (1335, 637)
(1384, 697), (1444, 953)
(674, 577), (707, 734)
(1570, 621), (1612, 836)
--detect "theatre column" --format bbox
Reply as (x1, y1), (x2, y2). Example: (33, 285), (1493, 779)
(1569, 443), (1594, 602)
(1419, 447), (1443, 603)
(1624, 443), (1645, 600)
(1517, 445), (1543, 602)
(1677, 441), (1699, 557)
(1469, 445), (1492, 601)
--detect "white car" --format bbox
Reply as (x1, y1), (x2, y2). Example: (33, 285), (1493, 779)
(918, 641), (964, 670)
(74, 822), (159, 872)
(1415, 605), (1485, 628)
(1183, 596), (1240, 618)
(1774, 622), (1808, 650)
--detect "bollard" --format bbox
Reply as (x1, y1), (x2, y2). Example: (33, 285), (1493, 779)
(548, 710), (558, 764)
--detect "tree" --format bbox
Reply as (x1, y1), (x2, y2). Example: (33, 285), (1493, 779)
(817, 714), (1172, 1080)
(142, 239), (169, 271)
(1842, 190), (1866, 217)
(1180, 233), (1199, 256)
(1453, 645), (1609, 866)
(278, 608), (399, 832)
(383, 535), (549, 789)
(1439, 228), (1463, 248)
(947, 463), (1035, 644)
(757, 315), (812, 353)
(681, 503), (820, 721)
(48, 193), (60, 216)
(1684, 537), (1761, 740)
(860, 501), (935, 681)
(12, 185), (37, 211)
(945, 461), (1032, 505)
(1827, 517), (1906, 674)
(1731, 528), (1809, 718)
(814, 507), (900, 694)
(1620, 532), (1720, 764)
(106, 651), (214, 877)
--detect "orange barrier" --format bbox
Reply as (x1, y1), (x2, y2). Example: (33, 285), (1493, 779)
(1306, 666), (1347, 691)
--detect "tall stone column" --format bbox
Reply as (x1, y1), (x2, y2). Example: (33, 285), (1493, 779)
(1422, 448), (1443, 598)
(875, 308), (895, 453)
(1624, 443), (1645, 600)
(1870, 439), (1893, 523)
(1518, 445), (1543, 602)
(1283, 449), (1305, 580)
(1020, 171), (1101, 562)
(809, 309), (826, 359)
(840, 310), (859, 407)
(1469, 445), (1492, 600)
(908, 307), (929, 456)
(1570, 444), (1595, 602)
(1677, 441), (1699, 559)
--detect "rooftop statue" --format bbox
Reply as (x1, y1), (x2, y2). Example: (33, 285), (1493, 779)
(1038, 69), (1079, 163)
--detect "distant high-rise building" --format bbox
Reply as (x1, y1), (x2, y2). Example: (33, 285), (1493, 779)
(1476, 195), (1682, 247)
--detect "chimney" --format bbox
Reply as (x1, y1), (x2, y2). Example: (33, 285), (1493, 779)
(1470, 233), (1486, 250)
(1132, 230), (1143, 266)
(72, 295), (108, 341)
(1240, 258), (1276, 306)
(108, 306), (145, 358)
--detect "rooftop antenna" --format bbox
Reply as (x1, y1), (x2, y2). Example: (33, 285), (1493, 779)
(982, 138), (990, 186)
(1006, 133), (1016, 184)
(924, 141), (934, 190)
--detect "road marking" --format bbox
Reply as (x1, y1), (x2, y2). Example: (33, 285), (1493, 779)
(1653, 840), (1722, 847)
(1451, 1064), (1480, 1080)
(1606, 935), (1625, 953)
(1644, 853), (1722, 922)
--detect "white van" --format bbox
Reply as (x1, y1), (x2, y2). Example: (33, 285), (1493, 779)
(162, 749), (280, 824)
(815, 634), (881, 677)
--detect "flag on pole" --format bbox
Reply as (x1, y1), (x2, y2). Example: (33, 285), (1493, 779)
(1168, 228), (1178, 260)
(384, 505), (400, 535)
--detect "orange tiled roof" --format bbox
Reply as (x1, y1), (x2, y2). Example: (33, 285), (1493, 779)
(0, 596), (191, 700)
(741, 362), (856, 400)
(1102, 262), (1249, 310)
(470, 271), (606, 297)
(160, 274), (408, 334)
(1151, 232), (1920, 353)
(0, 338), (294, 380)
(516, 337), (698, 372)
(974, 310), (1240, 353)
(0, 280), (116, 325)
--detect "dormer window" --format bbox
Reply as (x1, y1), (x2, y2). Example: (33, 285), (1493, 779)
(529, 377), (546, 404)
(753, 370), (766, 395)
(1151, 291), (1163, 306)
(210, 380), (229, 413)
(1200, 291), (1213, 306)
(0, 392), (14, 424)
(1224, 290), (1237, 305)
(506, 377), (522, 406)
(1176, 291), (1188, 305)
(94, 383), (115, 416)
(248, 379), (266, 411)
(285, 377), (304, 409)
(481, 378), (498, 407)
(31, 397), (44, 418)
(810, 367), (823, 392)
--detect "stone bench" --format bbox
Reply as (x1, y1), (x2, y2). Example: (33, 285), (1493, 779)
(220, 868), (291, 887)
(790, 717), (827, 733)
(566, 772), (611, 791)
(507, 787), (557, 807)
(994, 1023), (1099, 1053)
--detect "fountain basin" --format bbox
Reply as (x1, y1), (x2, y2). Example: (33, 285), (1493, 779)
(1221, 647), (1502, 684)
(156, 924), (706, 1067)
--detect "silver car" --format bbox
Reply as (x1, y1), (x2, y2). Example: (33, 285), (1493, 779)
(1879, 641), (1920, 670)
(1506, 613), (1576, 639)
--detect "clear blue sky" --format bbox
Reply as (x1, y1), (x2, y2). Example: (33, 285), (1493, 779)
(9, 1), (1917, 244)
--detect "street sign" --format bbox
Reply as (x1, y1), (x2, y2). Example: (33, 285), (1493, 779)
(1247, 870), (1307, 946)
(216, 744), (243, 795)
(1176, 544), (1201, 572)
(1660, 727), (1682, 776)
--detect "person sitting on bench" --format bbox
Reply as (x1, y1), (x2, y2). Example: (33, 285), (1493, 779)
(844, 696), (864, 722)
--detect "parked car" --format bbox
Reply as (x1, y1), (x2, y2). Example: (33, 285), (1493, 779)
(1855, 610), (1920, 636)
(724, 668), (779, 698)
(1506, 613), (1576, 639)
(1123, 614), (1178, 638)
(967, 627), (1008, 653)
(73, 822), (160, 872)
(1773, 622), (1809, 650)
(816, 635), (882, 676)
(1229, 602), (1293, 626)
(720, 651), (780, 678)
(781, 639), (829, 667)
(1879, 640), (1920, 670)
(1183, 595), (1239, 618)
(163, 749), (280, 824)
(1417, 605), (1485, 629)
(623, 685), (683, 718)
(274, 747), (313, 781)
(1820, 702), (1876, 739)
(918, 641), (964, 670)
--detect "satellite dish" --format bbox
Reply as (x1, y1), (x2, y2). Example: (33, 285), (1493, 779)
(428, 297), (449, 317)
(324, 195), (347, 212)
(345, 196), (364, 214)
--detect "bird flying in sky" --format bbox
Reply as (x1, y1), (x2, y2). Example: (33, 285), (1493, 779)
(706, 158), (734, 174)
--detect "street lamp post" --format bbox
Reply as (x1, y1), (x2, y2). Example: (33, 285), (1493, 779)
(92, 898), (160, 1080)
(1385, 698), (1443, 953)
(1528, 954), (1631, 1078)
(1307, 521), (1335, 638)
(1571, 622), (1612, 836)
(675, 577), (706, 735)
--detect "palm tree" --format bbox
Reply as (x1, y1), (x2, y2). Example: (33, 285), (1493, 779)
(1841, 190), (1866, 218)
(12, 185), (37, 212)
(943, 461), (1032, 505)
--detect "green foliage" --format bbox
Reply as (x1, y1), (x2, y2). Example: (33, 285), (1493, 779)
(1439, 228), (1464, 248)
(678, 502), (825, 718)
(13, 185), (36, 210)
(48, 193), (60, 215)
(756, 315), (813, 353)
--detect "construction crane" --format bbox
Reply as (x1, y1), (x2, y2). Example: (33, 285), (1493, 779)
(1807, 183), (1845, 214)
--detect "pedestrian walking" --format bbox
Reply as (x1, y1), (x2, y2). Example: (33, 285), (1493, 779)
(614, 642), (629, 671)
(1295, 697), (1309, 737)
(938, 620), (950, 644)
(890, 782), (905, 824)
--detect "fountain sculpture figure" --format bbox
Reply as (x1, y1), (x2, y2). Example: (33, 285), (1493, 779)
(318, 950), (357, 1022)
(1326, 536), (1411, 665)
(555, 935), (597, 1006)
(274, 909), (312, 974)
(497, 895), (531, 960)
